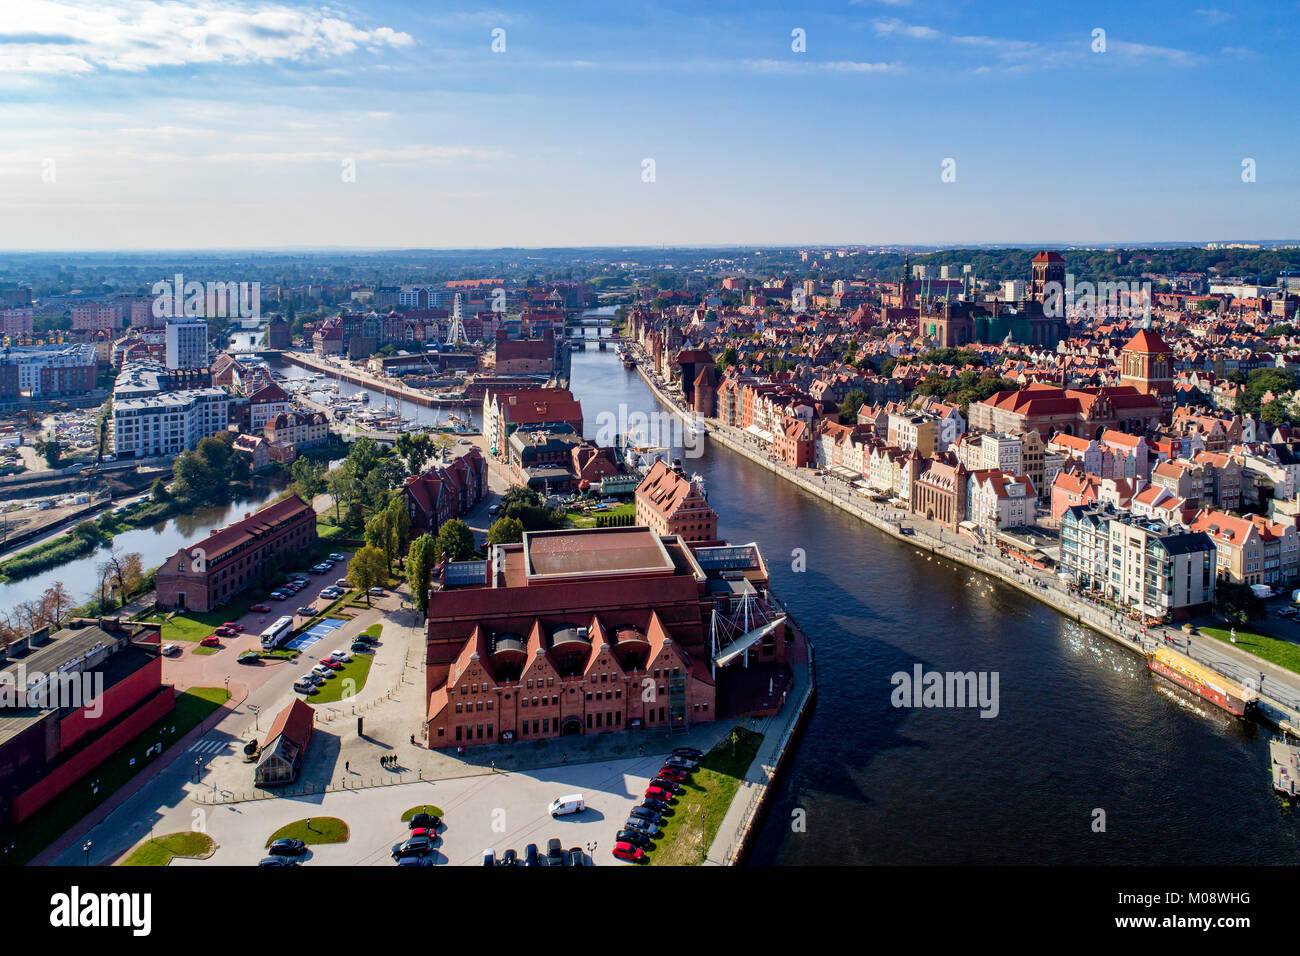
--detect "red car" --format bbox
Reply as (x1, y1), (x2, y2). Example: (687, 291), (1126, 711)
(214, 626), (236, 637)
(249, 604), (270, 613)
(644, 785), (676, 802)
(611, 842), (645, 863)
(199, 636), (221, 648)
(319, 657), (343, 670)
(656, 767), (689, 783)
(222, 622), (245, 632)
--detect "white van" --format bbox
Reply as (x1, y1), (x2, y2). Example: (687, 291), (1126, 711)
(548, 794), (585, 817)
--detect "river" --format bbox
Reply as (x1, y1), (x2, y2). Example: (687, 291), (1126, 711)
(0, 487), (292, 610)
(567, 346), (1300, 865)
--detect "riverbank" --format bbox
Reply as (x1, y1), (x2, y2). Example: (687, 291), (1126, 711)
(625, 342), (1300, 735)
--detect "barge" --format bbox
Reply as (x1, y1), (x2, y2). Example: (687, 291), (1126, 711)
(1147, 646), (1256, 717)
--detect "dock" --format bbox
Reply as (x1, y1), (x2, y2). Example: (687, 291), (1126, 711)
(280, 352), (475, 408)
(1271, 738), (1300, 797)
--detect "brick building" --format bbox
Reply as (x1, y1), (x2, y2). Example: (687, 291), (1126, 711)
(634, 459), (720, 546)
(423, 527), (788, 746)
(155, 494), (317, 612)
(0, 618), (171, 824)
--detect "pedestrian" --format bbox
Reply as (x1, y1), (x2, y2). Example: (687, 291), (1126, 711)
(345, 760), (349, 773)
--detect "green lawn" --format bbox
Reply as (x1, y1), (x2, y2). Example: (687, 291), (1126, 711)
(1201, 626), (1300, 675)
(645, 727), (764, 867)
(400, 804), (444, 821)
(0, 687), (229, 866)
(307, 653), (375, 704)
(565, 501), (635, 529)
(363, 623), (383, 640)
(267, 817), (350, 846)
(120, 831), (215, 866)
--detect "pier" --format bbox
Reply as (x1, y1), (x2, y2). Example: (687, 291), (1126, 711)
(280, 351), (475, 408)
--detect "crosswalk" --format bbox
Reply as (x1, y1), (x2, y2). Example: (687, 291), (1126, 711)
(188, 739), (227, 756)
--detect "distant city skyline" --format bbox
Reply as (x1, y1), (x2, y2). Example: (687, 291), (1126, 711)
(0, 0), (1294, 250)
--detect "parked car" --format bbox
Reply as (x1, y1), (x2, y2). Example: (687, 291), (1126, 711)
(257, 857), (298, 866)
(161, 643), (180, 657)
(663, 756), (697, 771)
(297, 607), (315, 617)
(645, 783), (679, 801)
(622, 816), (662, 837)
(269, 590), (288, 600)
(249, 604), (271, 613)
(328, 553), (346, 562)
(408, 812), (441, 830)
(369, 587), (385, 596)
(351, 641), (372, 654)
(311, 664), (335, 680)
(335, 578), (350, 588)
(482, 848), (496, 866)
(391, 836), (432, 860)
(267, 838), (306, 856)
(396, 855), (433, 866)
(546, 838), (565, 865)
(641, 797), (672, 815)
(199, 636), (221, 648)
(566, 847), (586, 867)
(611, 842), (645, 863)
(222, 622), (245, 632)
(671, 747), (704, 759)
(409, 827), (434, 839)
(656, 767), (689, 783)
(523, 843), (541, 866)
(293, 678), (318, 694)
(318, 657), (343, 670)
(615, 828), (652, 849)
(329, 649), (353, 663)
(499, 848), (518, 867)
(629, 805), (664, 825)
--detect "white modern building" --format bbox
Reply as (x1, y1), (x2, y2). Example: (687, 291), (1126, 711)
(112, 388), (228, 458)
(165, 317), (209, 370)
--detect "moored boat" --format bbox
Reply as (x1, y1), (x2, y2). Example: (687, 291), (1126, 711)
(1147, 646), (1255, 717)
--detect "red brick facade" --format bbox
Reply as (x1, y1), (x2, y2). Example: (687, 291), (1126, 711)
(155, 494), (317, 612)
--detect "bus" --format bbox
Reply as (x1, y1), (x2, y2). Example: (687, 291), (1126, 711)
(260, 615), (295, 650)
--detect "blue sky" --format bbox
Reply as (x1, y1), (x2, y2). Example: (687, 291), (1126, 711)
(0, 0), (1293, 249)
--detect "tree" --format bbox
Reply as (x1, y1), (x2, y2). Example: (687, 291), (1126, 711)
(486, 516), (524, 546)
(326, 461), (357, 525)
(407, 533), (436, 617)
(385, 497), (411, 565)
(838, 389), (868, 425)
(34, 435), (61, 469)
(434, 519), (475, 562)
(364, 509), (393, 571)
(150, 477), (170, 502)
(42, 581), (73, 627)
(292, 457), (326, 502)
(395, 433), (433, 475)
(346, 546), (388, 606)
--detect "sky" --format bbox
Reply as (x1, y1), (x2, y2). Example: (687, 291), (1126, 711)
(0, 0), (1294, 250)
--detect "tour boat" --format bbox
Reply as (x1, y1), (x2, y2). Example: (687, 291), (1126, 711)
(1147, 647), (1255, 717)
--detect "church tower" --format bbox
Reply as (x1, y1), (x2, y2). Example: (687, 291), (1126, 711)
(1119, 328), (1174, 424)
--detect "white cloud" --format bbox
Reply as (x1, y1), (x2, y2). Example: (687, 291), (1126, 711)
(871, 18), (942, 40)
(0, 0), (414, 75)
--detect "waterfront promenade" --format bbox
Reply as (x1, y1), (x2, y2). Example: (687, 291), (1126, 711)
(627, 343), (1300, 732)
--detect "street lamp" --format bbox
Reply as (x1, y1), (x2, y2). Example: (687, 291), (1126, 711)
(83, 840), (92, 866)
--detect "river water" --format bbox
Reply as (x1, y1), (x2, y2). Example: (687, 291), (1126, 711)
(0, 488), (292, 609)
(567, 346), (1300, 865)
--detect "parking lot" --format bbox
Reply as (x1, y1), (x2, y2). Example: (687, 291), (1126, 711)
(168, 753), (675, 866)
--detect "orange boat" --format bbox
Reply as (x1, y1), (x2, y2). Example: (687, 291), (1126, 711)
(1147, 647), (1256, 717)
